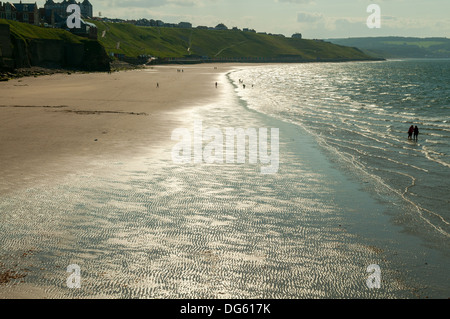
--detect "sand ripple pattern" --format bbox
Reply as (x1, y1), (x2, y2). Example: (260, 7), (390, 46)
(0, 79), (415, 299)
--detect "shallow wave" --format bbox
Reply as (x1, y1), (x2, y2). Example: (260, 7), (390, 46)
(0, 80), (420, 298)
(229, 60), (450, 242)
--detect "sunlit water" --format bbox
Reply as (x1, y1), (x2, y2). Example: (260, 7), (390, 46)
(0, 62), (449, 298)
(230, 59), (450, 242)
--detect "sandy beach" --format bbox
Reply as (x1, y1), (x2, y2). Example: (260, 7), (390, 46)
(0, 62), (447, 299)
(0, 64), (235, 195)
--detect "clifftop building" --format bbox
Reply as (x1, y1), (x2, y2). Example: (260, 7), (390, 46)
(0, 2), (17, 20)
(44, 0), (93, 19)
(13, 1), (39, 25)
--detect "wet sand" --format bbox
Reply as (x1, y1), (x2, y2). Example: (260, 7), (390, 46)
(0, 64), (235, 195)
(0, 64), (428, 299)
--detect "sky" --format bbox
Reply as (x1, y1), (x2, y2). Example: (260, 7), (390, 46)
(37, 0), (450, 38)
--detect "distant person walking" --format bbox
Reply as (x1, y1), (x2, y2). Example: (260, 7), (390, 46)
(215, 82), (218, 88)
(414, 126), (419, 141)
(408, 125), (414, 140)
(156, 82), (159, 88)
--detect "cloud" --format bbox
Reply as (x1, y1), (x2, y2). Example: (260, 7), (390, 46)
(297, 12), (323, 23)
(52, 0), (449, 38)
(113, 0), (206, 8)
(276, 0), (314, 3)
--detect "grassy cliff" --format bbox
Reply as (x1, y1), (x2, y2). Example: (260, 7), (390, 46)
(91, 20), (379, 62)
(1, 18), (381, 72)
(1, 18), (82, 43)
(0, 19), (110, 71)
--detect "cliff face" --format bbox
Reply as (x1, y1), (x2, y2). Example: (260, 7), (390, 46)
(12, 36), (111, 71)
(0, 24), (14, 69)
(79, 40), (112, 71)
(1, 22), (110, 72)
(27, 39), (84, 68)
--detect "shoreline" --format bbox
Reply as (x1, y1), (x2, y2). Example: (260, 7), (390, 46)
(0, 61), (145, 82)
(0, 63), (240, 196)
(0, 64), (423, 298)
(1, 61), (446, 299)
(226, 63), (450, 298)
(150, 57), (385, 65)
(0, 57), (387, 82)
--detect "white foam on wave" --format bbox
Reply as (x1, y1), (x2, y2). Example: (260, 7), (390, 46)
(228, 62), (450, 241)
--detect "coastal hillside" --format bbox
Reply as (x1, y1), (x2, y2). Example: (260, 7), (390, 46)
(0, 19), (110, 72)
(1, 18), (380, 74)
(326, 37), (450, 59)
(90, 20), (379, 62)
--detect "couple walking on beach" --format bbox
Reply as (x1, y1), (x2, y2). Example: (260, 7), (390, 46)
(408, 125), (420, 141)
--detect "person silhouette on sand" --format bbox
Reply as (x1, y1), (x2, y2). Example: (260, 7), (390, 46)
(414, 126), (419, 141)
(408, 125), (414, 140)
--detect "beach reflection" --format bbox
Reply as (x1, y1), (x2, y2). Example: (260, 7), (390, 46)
(0, 68), (416, 299)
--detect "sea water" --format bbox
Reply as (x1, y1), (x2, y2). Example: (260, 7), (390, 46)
(228, 59), (450, 297)
(229, 59), (450, 243)
(0, 62), (448, 298)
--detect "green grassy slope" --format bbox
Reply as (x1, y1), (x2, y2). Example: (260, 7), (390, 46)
(1, 19), (110, 71)
(91, 20), (378, 61)
(0, 19), (83, 43)
(1, 19), (380, 64)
